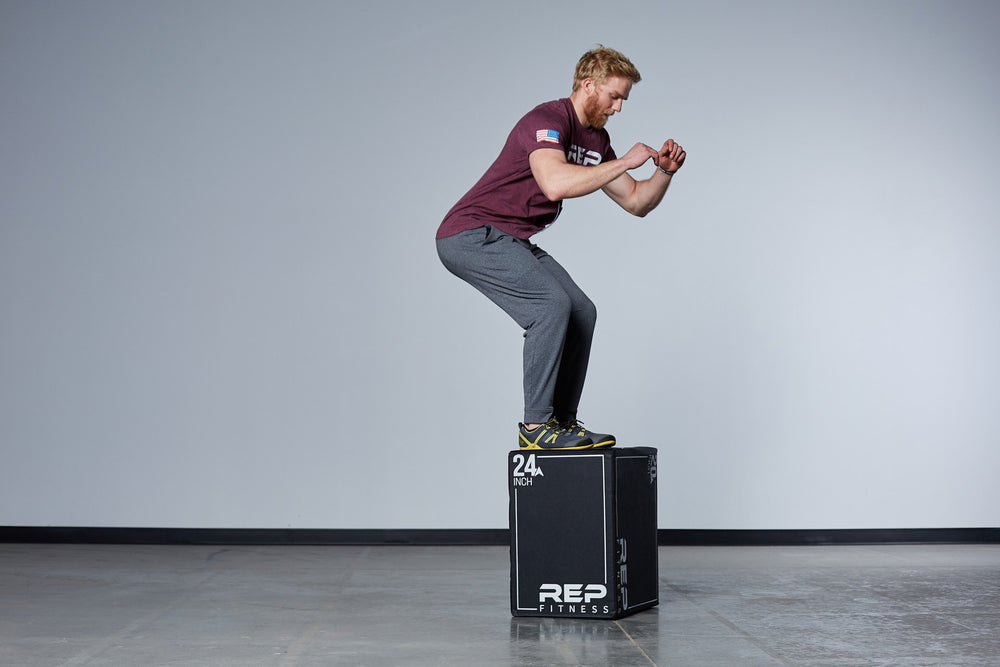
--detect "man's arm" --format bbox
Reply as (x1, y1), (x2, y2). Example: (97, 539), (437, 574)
(603, 139), (687, 217)
(528, 142), (661, 202)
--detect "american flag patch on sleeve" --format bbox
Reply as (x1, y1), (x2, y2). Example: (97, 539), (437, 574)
(535, 129), (560, 144)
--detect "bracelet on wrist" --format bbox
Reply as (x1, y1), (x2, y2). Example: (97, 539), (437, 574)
(658, 165), (676, 176)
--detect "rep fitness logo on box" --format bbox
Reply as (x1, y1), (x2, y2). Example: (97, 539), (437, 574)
(537, 583), (610, 615)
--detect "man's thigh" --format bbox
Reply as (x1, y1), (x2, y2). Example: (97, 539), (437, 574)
(530, 244), (593, 311)
(438, 226), (569, 327)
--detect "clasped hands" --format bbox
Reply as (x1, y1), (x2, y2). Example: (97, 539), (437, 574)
(622, 139), (686, 173)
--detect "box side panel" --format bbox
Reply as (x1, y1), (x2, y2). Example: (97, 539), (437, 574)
(613, 448), (659, 616)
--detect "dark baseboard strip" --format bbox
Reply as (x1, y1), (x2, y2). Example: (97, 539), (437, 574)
(657, 528), (1000, 546)
(1, 527), (998, 546)
(0, 527), (509, 546)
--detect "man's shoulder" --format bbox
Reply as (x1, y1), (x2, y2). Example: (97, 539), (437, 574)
(522, 98), (571, 122)
(512, 99), (573, 147)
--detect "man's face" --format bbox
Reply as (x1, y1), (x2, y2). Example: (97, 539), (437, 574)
(582, 75), (632, 129)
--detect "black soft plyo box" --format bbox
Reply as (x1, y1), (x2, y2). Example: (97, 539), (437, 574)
(508, 447), (658, 619)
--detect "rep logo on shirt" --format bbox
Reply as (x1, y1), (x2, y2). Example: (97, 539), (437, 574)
(567, 144), (602, 166)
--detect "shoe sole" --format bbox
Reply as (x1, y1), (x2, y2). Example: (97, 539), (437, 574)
(590, 439), (616, 449)
(519, 441), (594, 451)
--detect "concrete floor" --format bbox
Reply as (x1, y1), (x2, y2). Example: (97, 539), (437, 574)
(1, 543), (998, 666)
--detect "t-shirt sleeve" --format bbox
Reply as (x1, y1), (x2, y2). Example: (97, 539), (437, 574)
(517, 107), (570, 156)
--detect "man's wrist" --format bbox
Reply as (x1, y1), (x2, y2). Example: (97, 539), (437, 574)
(657, 165), (676, 176)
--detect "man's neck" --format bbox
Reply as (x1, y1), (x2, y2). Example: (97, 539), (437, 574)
(568, 90), (591, 128)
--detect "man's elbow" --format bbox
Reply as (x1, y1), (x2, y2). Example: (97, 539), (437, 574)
(631, 196), (667, 217)
(539, 182), (567, 202)
(630, 203), (654, 218)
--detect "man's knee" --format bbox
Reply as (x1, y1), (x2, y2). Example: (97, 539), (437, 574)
(525, 289), (572, 333)
(546, 289), (574, 322)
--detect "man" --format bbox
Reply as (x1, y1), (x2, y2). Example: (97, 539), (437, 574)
(436, 46), (686, 451)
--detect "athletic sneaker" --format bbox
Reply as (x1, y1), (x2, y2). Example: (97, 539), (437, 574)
(518, 419), (593, 450)
(560, 419), (616, 448)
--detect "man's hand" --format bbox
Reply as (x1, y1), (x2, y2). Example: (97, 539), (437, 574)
(656, 139), (686, 172)
(621, 142), (660, 169)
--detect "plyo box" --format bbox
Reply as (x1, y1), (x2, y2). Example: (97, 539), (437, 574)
(508, 447), (658, 619)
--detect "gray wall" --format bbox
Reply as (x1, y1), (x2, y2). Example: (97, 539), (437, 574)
(2, 0), (998, 530)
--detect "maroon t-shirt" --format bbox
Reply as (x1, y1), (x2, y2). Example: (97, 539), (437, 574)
(436, 98), (617, 240)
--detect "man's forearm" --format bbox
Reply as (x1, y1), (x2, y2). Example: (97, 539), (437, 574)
(605, 168), (673, 217)
(631, 169), (673, 216)
(535, 158), (633, 202)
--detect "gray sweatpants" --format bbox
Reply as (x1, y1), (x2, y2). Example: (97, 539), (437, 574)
(436, 225), (597, 424)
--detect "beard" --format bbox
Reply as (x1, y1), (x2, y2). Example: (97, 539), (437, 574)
(583, 92), (608, 129)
